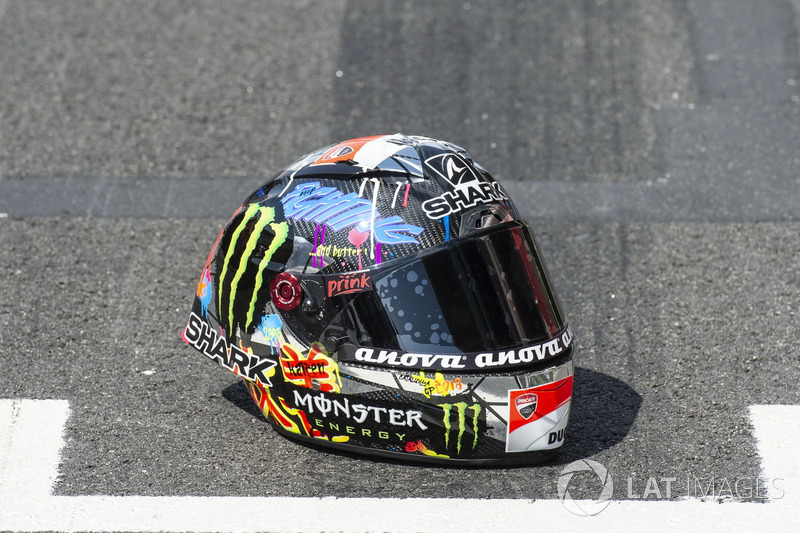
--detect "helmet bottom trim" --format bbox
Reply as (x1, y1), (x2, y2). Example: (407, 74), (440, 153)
(271, 426), (562, 467)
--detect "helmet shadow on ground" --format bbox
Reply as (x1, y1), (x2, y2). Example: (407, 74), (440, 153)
(222, 366), (641, 469)
(553, 366), (642, 466)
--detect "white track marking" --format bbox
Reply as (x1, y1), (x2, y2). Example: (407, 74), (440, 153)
(0, 399), (69, 501)
(749, 404), (800, 501)
(0, 399), (797, 532)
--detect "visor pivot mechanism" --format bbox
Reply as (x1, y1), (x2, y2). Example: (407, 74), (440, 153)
(323, 333), (348, 354)
(301, 298), (316, 313)
(270, 272), (302, 311)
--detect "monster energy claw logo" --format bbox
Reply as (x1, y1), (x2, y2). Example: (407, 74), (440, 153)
(217, 204), (290, 334)
(441, 402), (482, 454)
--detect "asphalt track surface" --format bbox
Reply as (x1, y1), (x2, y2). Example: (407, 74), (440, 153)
(1, 0), (800, 530)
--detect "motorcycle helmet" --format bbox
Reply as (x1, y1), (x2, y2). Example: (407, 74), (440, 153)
(183, 134), (574, 465)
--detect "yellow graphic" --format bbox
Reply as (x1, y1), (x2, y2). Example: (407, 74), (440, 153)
(244, 380), (311, 436)
(412, 371), (464, 398)
(242, 344), (348, 443)
(405, 440), (449, 458)
(280, 342), (342, 393)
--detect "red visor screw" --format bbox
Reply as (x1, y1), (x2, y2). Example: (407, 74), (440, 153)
(270, 272), (302, 311)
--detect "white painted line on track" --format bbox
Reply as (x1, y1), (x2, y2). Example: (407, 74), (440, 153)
(749, 404), (800, 500)
(0, 399), (69, 500)
(0, 399), (797, 532)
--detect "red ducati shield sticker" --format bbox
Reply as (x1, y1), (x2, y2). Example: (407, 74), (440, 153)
(515, 393), (538, 420)
(508, 376), (573, 434)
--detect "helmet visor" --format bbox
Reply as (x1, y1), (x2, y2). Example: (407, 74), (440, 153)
(318, 221), (565, 359)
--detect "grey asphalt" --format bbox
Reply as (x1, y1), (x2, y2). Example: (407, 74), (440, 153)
(1, 0), (799, 509)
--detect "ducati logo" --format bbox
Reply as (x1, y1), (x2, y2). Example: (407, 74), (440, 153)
(515, 393), (538, 419)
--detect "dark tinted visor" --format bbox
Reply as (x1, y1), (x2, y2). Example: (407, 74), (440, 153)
(318, 221), (565, 354)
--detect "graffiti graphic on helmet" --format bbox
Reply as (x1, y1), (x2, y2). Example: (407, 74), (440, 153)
(183, 134), (575, 465)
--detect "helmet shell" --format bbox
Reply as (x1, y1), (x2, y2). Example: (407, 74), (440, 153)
(183, 134), (574, 464)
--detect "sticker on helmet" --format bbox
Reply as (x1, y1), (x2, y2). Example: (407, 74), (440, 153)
(216, 204), (291, 334)
(325, 272), (373, 297)
(441, 401), (482, 455)
(421, 153), (508, 219)
(401, 371), (465, 399)
(279, 387), (488, 458)
(310, 135), (424, 177)
(405, 440), (448, 458)
(506, 376), (573, 452)
(252, 313), (282, 348)
(244, 380), (319, 438)
(281, 182), (425, 245)
(280, 343), (342, 393)
(425, 153), (481, 186)
(515, 393), (538, 420)
(196, 268), (212, 318)
(285, 388), (432, 445)
(183, 311), (278, 386)
(340, 326), (573, 371)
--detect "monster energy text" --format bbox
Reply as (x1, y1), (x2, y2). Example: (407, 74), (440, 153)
(292, 389), (429, 429)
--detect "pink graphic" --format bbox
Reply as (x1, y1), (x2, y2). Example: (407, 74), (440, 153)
(348, 227), (369, 269)
(402, 184), (411, 207)
(312, 224), (327, 268)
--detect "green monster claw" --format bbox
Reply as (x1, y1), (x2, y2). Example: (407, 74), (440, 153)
(246, 220), (290, 330)
(469, 403), (481, 449)
(228, 207), (276, 331)
(441, 402), (482, 454)
(442, 403), (453, 449)
(455, 402), (467, 454)
(218, 204), (261, 323)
